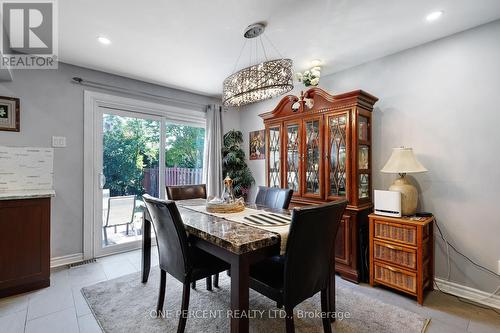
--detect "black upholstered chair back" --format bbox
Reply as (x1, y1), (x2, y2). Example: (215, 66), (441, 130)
(166, 184), (207, 201)
(143, 195), (190, 282)
(255, 186), (293, 209)
(283, 200), (347, 308)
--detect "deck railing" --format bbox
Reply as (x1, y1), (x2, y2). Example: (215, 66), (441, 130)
(143, 167), (203, 197)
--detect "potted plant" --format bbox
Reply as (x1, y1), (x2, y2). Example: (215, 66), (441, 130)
(222, 130), (255, 200)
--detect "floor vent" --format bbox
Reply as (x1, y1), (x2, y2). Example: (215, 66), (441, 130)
(68, 259), (97, 268)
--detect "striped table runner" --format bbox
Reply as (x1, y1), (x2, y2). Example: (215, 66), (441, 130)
(181, 205), (291, 254)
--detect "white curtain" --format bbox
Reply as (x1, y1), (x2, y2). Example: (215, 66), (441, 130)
(203, 104), (223, 198)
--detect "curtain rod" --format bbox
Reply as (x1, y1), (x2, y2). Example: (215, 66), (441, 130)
(71, 77), (208, 110)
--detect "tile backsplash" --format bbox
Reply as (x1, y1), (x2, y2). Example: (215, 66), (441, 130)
(0, 146), (54, 191)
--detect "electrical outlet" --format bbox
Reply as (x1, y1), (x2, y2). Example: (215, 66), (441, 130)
(52, 136), (66, 148)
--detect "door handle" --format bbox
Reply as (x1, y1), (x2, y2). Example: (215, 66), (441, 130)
(99, 173), (106, 189)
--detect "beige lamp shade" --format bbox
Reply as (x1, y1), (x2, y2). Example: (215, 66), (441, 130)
(381, 147), (427, 174)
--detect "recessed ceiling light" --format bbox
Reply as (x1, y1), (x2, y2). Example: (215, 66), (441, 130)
(97, 36), (111, 45)
(311, 59), (322, 67)
(426, 10), (443, 22)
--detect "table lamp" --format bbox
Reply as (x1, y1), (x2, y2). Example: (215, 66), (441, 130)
(381, 147), (427, 216)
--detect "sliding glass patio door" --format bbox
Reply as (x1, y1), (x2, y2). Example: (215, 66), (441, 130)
(94, 108), (163, 256)
(164, 122), (205, 187)
(93, 107), (206, 257)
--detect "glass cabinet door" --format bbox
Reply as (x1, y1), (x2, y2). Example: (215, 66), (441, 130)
(303, 117), (322, 197)
(285, 121), (301, 194)
(358, 174), (370, 199)
(327, 113), (349, 199)
(357, 114), (370, 200)
(267, 125), (281, 188)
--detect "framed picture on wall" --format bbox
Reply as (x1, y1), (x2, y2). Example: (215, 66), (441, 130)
(249, 129), (265, 160)
(0, 96), (20, 132)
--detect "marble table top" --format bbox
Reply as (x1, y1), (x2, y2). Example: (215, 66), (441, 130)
(0, 189), (56, 200)
(177, 199), (289, 255)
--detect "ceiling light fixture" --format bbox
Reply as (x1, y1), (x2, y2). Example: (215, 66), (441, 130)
(310, 59), (322, 67)
(426, 10), (443, 22)
(222, 22), (293, 107)
(97, 36), (111, 45)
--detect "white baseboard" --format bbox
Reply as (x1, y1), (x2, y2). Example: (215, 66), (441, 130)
(50, 253), (84, 268)
(435, 278), (500, 310)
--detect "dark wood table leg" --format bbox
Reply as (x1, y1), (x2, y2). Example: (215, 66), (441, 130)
(328, 271), (336, 323)
(230, 255), (250, 333)
(141, 211), (151, 283)
(189, 235), (279, 333)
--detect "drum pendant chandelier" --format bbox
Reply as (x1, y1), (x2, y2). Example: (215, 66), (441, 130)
(222, 23), (294, 107)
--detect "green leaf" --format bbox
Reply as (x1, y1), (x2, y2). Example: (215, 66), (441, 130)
(222, 130), (255, 197)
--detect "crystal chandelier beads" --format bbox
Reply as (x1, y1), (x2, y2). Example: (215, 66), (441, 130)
(223, 58), (293, 107)
(222, 23), (294, 107)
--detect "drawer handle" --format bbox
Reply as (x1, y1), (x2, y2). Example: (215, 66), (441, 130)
(385, 244), (403, 251)
(386, 265), (398, 272)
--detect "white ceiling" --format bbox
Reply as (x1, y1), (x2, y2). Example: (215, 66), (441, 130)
(59, 0), (500, 97)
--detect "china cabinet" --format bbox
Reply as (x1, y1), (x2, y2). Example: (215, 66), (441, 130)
(259, 87), (378, 282)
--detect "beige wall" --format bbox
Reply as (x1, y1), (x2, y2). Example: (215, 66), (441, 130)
(234, 20), (500, 293)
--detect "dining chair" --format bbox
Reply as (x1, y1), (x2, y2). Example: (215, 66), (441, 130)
(165, 184), (217, 290)
(249, 200), (348, 333)
(166, 184), (207, 201)
(102, 195), (136, 245)
(254, 186), (293, 209)
(142, 195), (229, 333)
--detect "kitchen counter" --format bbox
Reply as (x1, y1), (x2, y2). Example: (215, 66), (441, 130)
(0, 189), (56, 200)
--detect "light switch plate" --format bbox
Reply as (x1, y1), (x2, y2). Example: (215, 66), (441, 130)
(52, 136), (66, 148)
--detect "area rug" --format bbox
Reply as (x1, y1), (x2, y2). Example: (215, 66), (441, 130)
(82, 270), (429, 333)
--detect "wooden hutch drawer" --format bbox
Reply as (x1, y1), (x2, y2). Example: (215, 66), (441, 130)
(373, 240), (417, 270)
(373, 261), (417, 294)
(373, 220), (417, 246)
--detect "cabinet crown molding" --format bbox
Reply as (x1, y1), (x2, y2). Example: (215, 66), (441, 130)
(259, 87), (379, 121)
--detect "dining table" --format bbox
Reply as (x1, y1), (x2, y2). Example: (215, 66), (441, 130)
(141, 198), (336, 333)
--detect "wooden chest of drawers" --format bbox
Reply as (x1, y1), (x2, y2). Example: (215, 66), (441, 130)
(369, 214), (434, 305)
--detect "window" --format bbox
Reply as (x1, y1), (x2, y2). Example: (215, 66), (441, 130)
(165, 122), (205, 186)
(139, 121), (205, 197)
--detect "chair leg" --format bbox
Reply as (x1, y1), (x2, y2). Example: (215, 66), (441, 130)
(103, 227), (108, 245)
(321, 289), (332, 333)
(213, 274), (219, 288)
(156, 270), (167, 314)
(328, 272), (336, 323)
(285, 307), (295, 333)
(114, 226), (117, 233)
(206, 277), (212, 291)
(177, 282), (191, 333)
(126, 224), (129, 235)
(191, 281), (196, 289)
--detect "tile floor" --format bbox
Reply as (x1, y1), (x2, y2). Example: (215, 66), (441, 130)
(1, 249), (499, 333)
